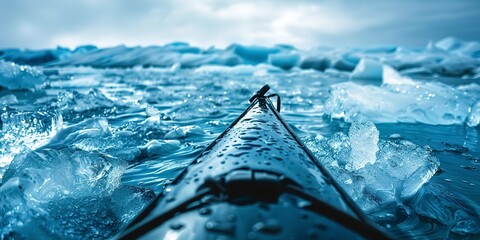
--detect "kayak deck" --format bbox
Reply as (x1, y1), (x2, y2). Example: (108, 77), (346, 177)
(118, 87), (389, 239)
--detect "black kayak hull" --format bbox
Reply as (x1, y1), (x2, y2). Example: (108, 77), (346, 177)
(118, 86), (390, 239)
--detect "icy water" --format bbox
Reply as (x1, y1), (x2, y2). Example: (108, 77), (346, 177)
(1, 38), (480, 239)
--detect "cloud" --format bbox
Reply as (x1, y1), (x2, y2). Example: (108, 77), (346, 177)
(0, 0), (479, 49)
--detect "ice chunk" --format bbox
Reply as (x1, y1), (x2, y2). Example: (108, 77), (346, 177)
(163, 42), (201, 54)
(228, 44), (280, 64)
(0, 60), (46, 89)
(432, 56), (478, 76)
(141, 139), (181, 157)
(304, 121), (439, 211)
(0, 147), (152, 239)
(299, 55), (330, 71)
(325, 69), (478, 125)
(467, 101), (480, 127)
(350, 58), (383, 81)
(54, 89), (115, 113)
(382, 65), (416, 85)
(330, 54), (358, 71)
(45, 118), (111, 148)
(45, 118), (144, 161)
(164, 125), (205, 139)
(1, 110), (63, 179)
(0, 94), (18, 105)
(268, 52), (300, 70)
(0, 111), (158, 238)
(435, 37), (480, 57)
(0, 110), (63, 151)
(2, 148), (127, 199)
(347, 121), (379, 171)
(0, 48), (59, 65)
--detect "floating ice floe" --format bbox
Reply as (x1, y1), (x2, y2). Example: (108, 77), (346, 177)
(304, 121), (440, 211)
(0, 60), (46, 89)
(325, 66), (480, 126)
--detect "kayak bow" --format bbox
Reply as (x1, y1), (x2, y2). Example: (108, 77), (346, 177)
(118, 85), (390, 240)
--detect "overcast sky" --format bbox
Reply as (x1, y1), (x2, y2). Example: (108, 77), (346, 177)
(1, 0), (479, 49)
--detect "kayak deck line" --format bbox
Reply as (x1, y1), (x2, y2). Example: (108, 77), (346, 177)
(117, 85), (391, 239)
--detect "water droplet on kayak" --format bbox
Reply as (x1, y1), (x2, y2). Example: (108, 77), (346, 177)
(252, 219), (281, 234)
(205, 221), (235, 234)
(199, 207), (212, 215)
(170, 222), (184, 230)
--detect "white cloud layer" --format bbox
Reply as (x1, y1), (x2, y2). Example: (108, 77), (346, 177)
(0, 0), (479, 49)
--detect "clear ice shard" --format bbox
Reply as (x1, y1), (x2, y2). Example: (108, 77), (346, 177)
(304, 121), (439, 211)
